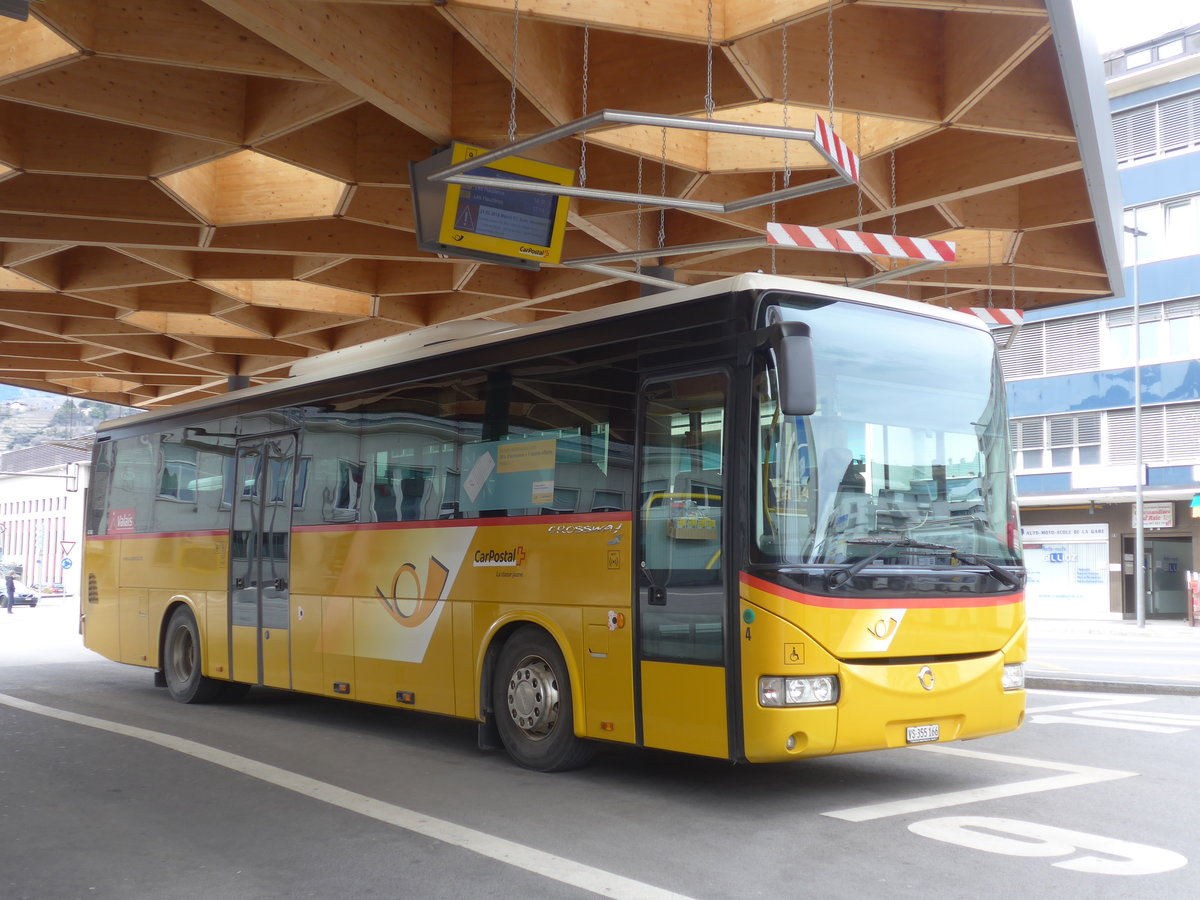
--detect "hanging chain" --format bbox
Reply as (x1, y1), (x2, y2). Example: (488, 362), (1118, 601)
(508, 0), (520, 143)
(1010, 255), (1017, 305)
(889, 150), (897, 235)
(659, 128), (667, 249)
(705, 0), (716, 118)
(855, 113), (863, 229)
(826, 0), (835, 127)
(770, 171), (778, 276)
(636, 157), (644, 274)
(579, 25), (589, 187)
(781, 23), (790, 188)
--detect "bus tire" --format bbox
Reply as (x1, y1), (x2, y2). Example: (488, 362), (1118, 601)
(493, 626), (594, 772)
(163, 606), (224, 704)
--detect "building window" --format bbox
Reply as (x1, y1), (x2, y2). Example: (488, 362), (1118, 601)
(1102, 299), (1200, 367)
(1009, 419), (1045, 470)
(1112, 90), (1200, 165)
(1049, 414), (1101, 466)
(1123, 195), (1200, 262)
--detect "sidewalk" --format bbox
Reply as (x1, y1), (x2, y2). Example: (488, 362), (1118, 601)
(1026, 614), (1200, 696)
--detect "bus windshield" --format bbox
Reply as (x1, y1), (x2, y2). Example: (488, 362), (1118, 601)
(755, 296), (1021, 570)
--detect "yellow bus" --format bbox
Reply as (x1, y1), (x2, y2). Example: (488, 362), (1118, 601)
(83, 273), (1026, 771)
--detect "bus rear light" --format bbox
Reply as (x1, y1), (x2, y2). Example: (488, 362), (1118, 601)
(1002, 663), (1025, 691)
(759, 675), (839, 707)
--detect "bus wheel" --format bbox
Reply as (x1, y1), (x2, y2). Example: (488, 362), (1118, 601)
(493, 627), (594, 772)
(163, 606), (223, 704)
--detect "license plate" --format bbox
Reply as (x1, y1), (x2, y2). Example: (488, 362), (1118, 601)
(906, 724), (939, 744)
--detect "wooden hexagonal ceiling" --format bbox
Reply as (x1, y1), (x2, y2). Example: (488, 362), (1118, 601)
(0, 0), (1120, 409)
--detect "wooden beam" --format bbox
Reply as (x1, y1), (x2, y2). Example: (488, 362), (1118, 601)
(438, 0), (716, 42)
(0, 291), (118, 318)
(892, 130), (1081, 210)
(0, 212), (203, 247)
(258, 107), (360, 184)
(1013, 224), (1107, 276)
(201, 0), (456, 142)
(202, 278), (374, 315)
(442, 7), (580, 130)
(375, 261), (456, 296)
(0, 13), (80, 82)
(375, 296), (428, 326)
(0, 173), (200, 225)
(207, 218), (424, 256)
(732, 6), (942, 122)
(342, 186), (415, 231)
(955, 40), (1076, 139)
(91, 0), (327, 81)
(58, 246), (185, 292)
(244, 78), (361, 145)
(1017, 171), (1096, 230)
(942, 10), (1048, 123)
(0, 57), (248, 142)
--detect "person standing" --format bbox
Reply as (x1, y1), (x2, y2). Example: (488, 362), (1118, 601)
(4, 572), (14, 613)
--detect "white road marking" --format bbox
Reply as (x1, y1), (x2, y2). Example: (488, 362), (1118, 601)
(823, 744), (1136, 822)
(1077, 708), (1200, 726)
(909, 816), (1187, 876)
(0, 693), (693, 900)
(1030, 714), (1185, 733)
(1027, 696), (1155, 714)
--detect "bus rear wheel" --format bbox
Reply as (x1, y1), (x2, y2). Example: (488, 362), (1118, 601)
(163, 606), (224, 704)
(493, 627), (593, 772)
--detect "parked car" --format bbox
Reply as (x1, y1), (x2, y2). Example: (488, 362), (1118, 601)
(5, 580), (39, 608)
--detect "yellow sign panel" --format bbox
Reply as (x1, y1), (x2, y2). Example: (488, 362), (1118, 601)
(438, 143), (573, 265)
(498, 438), (556, 473)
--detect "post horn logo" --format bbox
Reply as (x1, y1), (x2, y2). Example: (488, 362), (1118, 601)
(917, 665), (935, 691)
(375, 557), (449, 628)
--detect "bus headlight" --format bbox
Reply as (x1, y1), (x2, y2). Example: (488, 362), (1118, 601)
(759, 675), (839, 707)
(1002, 662), (1025, 691)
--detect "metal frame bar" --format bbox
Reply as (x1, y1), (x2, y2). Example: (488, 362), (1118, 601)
(849, 259), (942, 288)
(568, 237), (765, 266)
(422, 109), (852, 217)
(567, 262), (682, 290)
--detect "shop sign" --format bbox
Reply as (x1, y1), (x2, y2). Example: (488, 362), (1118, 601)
(1020, 524), (1108, 544)
(1136, 502), (1175, 530)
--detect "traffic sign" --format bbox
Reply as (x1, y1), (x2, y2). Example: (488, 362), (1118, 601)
(61, 558), (73, 569)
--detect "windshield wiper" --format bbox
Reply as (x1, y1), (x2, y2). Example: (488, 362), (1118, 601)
(826, 537), (1021, 590)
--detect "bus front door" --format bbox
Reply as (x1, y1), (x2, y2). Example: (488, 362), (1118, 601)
(636, 372), (731, 759)
(230, 433), (298, 689)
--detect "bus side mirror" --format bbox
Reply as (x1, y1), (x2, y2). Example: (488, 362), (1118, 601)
(768, 323), (816, 417)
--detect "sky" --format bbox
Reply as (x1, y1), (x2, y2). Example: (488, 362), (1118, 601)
(1076, 0), (1196, 53)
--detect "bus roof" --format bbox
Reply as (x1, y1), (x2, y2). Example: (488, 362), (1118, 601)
(97, 273), (988, 434)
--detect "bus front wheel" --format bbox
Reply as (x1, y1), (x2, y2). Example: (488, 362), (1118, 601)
(493, 627), (594, 772)
(163, 606), (224, 704)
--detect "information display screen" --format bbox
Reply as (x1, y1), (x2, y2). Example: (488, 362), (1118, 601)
(450, 168), (558, 249)
(434, 142), (573, 266)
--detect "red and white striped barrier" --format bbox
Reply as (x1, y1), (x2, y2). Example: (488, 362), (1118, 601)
(766, 222), (956, 262)
(814, 114), (860, 183)
(957, 307), (1024, 327)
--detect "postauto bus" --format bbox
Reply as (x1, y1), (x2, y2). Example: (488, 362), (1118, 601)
(82, 273), (1026, 771)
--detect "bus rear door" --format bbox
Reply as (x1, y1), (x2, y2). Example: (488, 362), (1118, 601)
(229, 433), (298, 689)
(636, 372), (731, 759)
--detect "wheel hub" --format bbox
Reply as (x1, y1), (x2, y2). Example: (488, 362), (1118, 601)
(506, 655), (560, 740)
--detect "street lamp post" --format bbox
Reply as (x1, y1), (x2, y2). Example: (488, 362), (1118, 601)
(1124, 223), (1147, 629)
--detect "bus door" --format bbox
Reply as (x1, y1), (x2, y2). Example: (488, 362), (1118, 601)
(636, 372), (730, 759)
(229, 433), (298, 689)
